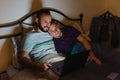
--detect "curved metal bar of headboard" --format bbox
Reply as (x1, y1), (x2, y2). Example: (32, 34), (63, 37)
(0, 7), (82, 27)
(0, 32), (22, 39)
(0, 7), (83, 39)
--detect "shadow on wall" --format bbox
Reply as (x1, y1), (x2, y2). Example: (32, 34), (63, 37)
(29, 0), (43, 23)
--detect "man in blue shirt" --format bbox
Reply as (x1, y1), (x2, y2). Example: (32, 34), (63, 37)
(20, 9), (64, 80)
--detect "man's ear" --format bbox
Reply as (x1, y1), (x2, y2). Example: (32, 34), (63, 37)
(35, 18), (39, 23)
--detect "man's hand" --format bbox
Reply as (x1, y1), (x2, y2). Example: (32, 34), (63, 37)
(88, 51), (102, 65)
(44, 63), (52, 71)
(89, 56), (102, 65)
(88, 54), (102, 65)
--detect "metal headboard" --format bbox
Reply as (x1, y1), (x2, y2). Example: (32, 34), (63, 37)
(0, 8), (83, 39)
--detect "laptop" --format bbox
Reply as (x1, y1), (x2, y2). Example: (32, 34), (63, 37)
(49, 50), (90, 77)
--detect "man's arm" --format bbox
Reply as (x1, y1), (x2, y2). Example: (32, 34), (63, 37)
(77, 34), (102, 65)
(19, 51), (51, 71)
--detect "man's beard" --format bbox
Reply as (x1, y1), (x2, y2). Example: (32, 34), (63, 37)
(38, 22), (47, 32)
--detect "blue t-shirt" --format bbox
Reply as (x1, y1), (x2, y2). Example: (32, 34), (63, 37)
(22, 31), (57, 61)
(71, 42), (86, 55)
(53, 25), (86, 55)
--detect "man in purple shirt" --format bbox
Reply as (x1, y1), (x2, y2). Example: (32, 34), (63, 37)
(48, 21), (102, 65)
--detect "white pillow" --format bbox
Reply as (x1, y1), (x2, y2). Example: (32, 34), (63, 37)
(10, 25), (33, 69)
(10, 35), (23, 69)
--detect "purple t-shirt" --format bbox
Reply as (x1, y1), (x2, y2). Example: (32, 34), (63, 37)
(53, 25), (81, 55)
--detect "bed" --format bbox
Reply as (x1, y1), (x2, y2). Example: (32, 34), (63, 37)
(0, 8), (120, 80)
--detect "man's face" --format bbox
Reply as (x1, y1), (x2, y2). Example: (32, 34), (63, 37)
(48, 23), (62, 38)
(38, 14), (52, 31)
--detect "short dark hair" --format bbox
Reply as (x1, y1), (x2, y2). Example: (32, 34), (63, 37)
(51, 20), (58, 24)
(36, 9), (51, 19)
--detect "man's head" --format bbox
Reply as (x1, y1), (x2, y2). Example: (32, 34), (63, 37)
(48, 21), (62, 38)
(35, 9), (52, 32)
